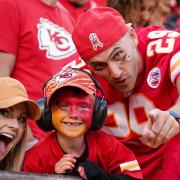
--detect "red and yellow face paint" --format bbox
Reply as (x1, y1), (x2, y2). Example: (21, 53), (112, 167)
(51, 90), (94, 138)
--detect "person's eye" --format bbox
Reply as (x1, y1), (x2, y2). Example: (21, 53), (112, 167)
(79, 105), (90, 111)
(91, 63), (107, 71)
(0, 109), (10, 118)
(112, 51), (130, 64)
(17, 115), (27, 124)
(112, 52), (125, 62)
(58, 103), (68, 111)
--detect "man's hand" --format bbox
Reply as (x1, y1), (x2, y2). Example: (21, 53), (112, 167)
(78, 166), (88, 180)
(78, 161), (104, 179)
(54, 154), (76, 174)
(141, 109), (179, 148)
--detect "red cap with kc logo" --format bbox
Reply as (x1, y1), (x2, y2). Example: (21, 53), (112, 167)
(44, 68), (97, 106)
(72, 7), (128, 59)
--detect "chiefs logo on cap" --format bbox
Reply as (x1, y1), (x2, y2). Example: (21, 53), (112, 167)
(89, 33), (103, 51)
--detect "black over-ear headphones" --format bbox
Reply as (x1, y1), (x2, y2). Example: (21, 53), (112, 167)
(37, 68), (107, 131)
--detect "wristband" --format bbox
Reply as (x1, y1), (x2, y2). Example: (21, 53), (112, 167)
(169, 111), (180, 121)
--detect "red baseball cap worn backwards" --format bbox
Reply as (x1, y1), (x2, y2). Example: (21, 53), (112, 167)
(44, 68), (97, 106)
(72, 7), (128, 59)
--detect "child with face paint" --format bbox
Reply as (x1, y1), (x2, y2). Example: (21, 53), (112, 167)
(22, 68), (142, 180)
(0, 77), (41, 171)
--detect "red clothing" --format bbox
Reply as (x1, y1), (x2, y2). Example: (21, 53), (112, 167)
(22, 131), (142, 179)
(161, 133), (180, 180)
(101, 26), (180, 180)
(0, 0), (85, 100)
(59, 0), (104, 22)
(95, 0), (106, 6)
(0, 0), (86, 139)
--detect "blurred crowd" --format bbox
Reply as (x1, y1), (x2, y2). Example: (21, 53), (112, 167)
(107, 0), (180, 29)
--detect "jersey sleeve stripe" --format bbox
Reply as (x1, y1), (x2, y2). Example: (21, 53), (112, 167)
(170, 60), (180, 73)
(120, 160), (141, 172)
(170, 52), (180, 84)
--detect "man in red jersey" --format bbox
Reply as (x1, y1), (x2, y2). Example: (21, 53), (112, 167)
(0, 0), (86, 145)
(22, 68), (142, 180)
(72, 7), (180, 180)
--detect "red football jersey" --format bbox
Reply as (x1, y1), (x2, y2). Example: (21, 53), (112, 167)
(102, 26), (180, 180)
(161, 133), (180, 180)
(22, 131), (142, 179)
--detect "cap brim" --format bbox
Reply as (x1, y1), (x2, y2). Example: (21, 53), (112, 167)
(48, 83), (95, 106)
(0, 96), (41, 121)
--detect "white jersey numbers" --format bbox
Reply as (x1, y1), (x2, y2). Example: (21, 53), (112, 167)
(103, 94), (155, 138)
(147, 30), (179, 57)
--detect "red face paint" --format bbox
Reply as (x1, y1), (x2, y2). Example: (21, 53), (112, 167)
(51, 89), (94, 138)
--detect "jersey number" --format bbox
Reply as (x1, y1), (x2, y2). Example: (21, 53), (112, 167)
(103, 94), (155, 138)
(147, 30), (179, 57)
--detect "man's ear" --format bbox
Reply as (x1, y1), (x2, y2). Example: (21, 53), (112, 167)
(126, 23), (138, 47)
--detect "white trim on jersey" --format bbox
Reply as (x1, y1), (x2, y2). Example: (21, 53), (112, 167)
(120, 160), (141, 172)
(170, 52), (180, 84)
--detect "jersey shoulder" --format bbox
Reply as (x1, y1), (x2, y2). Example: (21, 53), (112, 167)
(137, 26), (180, 67)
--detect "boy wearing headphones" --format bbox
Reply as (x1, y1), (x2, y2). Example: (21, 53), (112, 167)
(22, 68), (142, 180)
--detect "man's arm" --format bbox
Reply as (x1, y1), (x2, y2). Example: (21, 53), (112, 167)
(0, 52), (16, 76)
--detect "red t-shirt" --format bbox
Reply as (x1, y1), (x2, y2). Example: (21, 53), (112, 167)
(101, 26), (180, 180)
(161, 133), (180, 180)
(22, 130), (142, 179)
(95, 0), (106, 6)
(0, 0), (86, 100)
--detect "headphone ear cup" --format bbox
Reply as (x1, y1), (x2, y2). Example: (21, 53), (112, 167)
(36, 98), (54, 131)
(91, 97), (107, 130)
